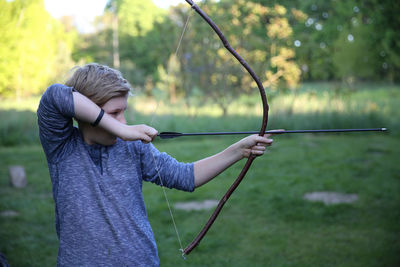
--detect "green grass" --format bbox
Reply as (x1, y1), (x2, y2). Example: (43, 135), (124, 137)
(148, 134), (400, 266)
(0, 83), (398, 146)
(0, 82), (399, 265)
(0, 146), (57, 266)
(1, 134), (399, 266)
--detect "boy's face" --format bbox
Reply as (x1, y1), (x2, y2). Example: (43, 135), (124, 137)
(87, 94), (128, 146)
(102, 94), (128, 125)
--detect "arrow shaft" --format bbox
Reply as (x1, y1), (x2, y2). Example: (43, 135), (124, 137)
(158, 128), (387, 139)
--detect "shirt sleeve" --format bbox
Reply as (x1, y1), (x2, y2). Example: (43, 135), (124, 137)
(140, 142), (195, 192)
(37, 83), (75, 163)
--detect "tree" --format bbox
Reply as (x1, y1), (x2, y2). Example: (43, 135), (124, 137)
(363, 0), (400, 82)
(0, 0), (75, 98)
(274, 0), (400, 82)
(156, 55), (182, 103)
(169, 0), (302, 115)
(74, 0), (180, 89)
(115, 0), (170, 85)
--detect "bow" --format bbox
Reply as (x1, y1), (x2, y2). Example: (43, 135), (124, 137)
(182, 0), (270, 256)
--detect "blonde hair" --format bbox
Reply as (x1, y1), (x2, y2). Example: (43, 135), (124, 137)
(65, 63), (131, 106)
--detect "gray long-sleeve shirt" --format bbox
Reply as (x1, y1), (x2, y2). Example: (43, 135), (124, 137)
(37, 84), (194, 266)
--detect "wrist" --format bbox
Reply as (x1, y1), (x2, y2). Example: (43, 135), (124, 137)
(225, 143), (244, 162)
(91, 109), (105, 127)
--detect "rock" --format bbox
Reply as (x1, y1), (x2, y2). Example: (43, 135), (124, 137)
(8, 165), (27, 188)
(174, 200), (219, 211)
(303, 191), (358, 205)
(0, 210), (19, 217)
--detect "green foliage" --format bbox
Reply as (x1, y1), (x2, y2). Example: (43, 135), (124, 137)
(78, 0), (178, 87)
(71, 0), (303, 112)
(117, 0), (172, 83)
(156, 55), (182, 103)
(363, 0), (400, 82)
(1, 0), (399, 106)
(0, 0), (76, 98)
(117, 0), (161, 37)
(332, 25), (377, 82)
(280, 0), (400, 82)
(156, 0), (302, 114)
(44, 0), (400, 114)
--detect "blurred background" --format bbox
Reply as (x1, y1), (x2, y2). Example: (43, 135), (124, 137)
(0, 0), (399, 266)
(1, 0), (399, 102)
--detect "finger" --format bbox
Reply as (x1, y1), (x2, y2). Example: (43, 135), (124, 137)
(255, 135), (273, 141)
(256, 141), (272, 147)
(251, 149), (265, 156)
(253, 145), (266, 151)
(267, 129), (285, 136)
(146, 127), (158, 136)
(146, 127), (158, 141)
(140, 134), (152, 143)
(149, 131), (158, 141)
(255, 137), (273, 146)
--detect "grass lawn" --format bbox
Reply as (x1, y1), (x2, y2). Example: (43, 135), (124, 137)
(1, 133), (399, 266)
(1, 82), (399, 265)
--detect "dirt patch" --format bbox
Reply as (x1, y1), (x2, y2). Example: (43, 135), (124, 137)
(303, 191), (358, 205)
(174, 200), (219, 211)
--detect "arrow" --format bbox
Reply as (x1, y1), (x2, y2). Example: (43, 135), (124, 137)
(158, 128), (387, 139)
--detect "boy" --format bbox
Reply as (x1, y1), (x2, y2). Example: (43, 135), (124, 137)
(37, 63), (274, 266)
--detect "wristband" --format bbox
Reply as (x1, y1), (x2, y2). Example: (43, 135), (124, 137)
(91, 109), (105, 127)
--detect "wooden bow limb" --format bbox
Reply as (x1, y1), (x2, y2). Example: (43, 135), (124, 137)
(182, 0), (269, 256)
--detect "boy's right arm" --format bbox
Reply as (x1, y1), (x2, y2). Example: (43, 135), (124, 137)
(72, 91), (157, 143)
(38, 84), (157, 162)
(37, 84), (75, 162)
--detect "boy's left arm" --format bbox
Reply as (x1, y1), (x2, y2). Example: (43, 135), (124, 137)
(194, 134), (274, 187)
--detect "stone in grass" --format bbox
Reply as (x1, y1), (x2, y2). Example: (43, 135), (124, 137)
(174, 200), (219, 211)
(303, 191), (358, 205)
(8, 165), (27, 188)
(0, 210), (19, 217)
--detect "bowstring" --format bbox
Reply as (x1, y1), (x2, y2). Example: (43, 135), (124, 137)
(148, 8), (193, 256)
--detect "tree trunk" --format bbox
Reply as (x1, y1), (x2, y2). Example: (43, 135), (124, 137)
(112, 2), (120, 69)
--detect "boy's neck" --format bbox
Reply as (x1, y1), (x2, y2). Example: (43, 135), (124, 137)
(78, 123), (96, 145)
(78, 122), (117, 146)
